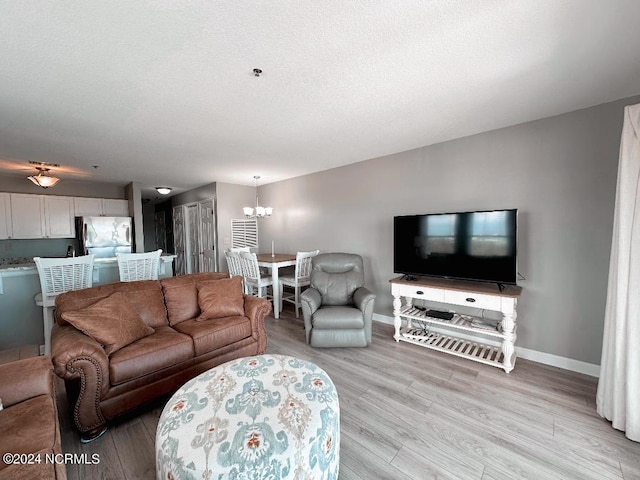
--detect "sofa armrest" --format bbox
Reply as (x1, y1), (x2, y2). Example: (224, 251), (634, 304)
(51, 324), (110, 394)
(243, 295), (272, 354)
(51, 323), (110, 435)
(353, 287), (376, 344)
(0, 356), (54, 408)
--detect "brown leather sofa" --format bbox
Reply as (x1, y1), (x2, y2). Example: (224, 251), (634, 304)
(50, 272), (271, 442)
(0, 355), (66, 479)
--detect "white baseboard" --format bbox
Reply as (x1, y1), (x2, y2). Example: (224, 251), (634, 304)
(373, 314), (600, 377)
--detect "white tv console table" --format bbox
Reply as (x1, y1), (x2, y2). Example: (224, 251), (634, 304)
(390, 276), (522, 373)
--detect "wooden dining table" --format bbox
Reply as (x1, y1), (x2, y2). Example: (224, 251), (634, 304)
(256, 253), (296, 319)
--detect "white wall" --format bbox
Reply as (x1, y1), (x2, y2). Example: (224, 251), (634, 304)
(257, 95), (640, 365)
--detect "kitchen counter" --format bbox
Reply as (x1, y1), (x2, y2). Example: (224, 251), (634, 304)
(0, 254), (177, 350)
(0, 255), (177, 274)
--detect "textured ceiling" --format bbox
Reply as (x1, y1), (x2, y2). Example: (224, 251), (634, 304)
(1, 1), (639, 197)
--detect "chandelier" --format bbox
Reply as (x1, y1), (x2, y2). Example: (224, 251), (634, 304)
(243, 176), (272, 219)
(27, 164), (60, 189)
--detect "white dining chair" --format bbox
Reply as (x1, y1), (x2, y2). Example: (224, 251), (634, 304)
(116, 249), (162, 282)
(279, 250), (320, 318)
(224, 249), (247, 293)
(239, 251), (273, 300)
(34, 254), (96, 355)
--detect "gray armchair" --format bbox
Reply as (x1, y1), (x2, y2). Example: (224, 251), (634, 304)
(300, 253), (376, 347)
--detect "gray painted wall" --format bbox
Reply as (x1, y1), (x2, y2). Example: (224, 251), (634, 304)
(171, 183), (216, 207)
(257, 95), (640, 365)
(142, 202), (157, 252)
(126, 182), (144, 252)
(215, 182), (257, 269)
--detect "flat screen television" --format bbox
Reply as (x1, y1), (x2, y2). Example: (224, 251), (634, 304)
(394, 208), (518, 284)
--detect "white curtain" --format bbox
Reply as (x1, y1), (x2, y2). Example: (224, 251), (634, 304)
(596, 103), (640, 442)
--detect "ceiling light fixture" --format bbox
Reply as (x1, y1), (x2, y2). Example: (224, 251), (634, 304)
(156, 187), (172, 195)
(243, 176), (272, 219)
(27, 166), (60, 189)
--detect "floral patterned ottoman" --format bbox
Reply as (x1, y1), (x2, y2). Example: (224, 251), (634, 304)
(156, 354), (340, 479)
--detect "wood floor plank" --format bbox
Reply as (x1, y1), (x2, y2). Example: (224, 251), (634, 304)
(428, 402), (624, 480)
(110, 418), (156, 480)
(52, 306), (637, 480)
(553, 420), (640, 466)
(340, 430), (412, 480)
(392, 444), (483, 480)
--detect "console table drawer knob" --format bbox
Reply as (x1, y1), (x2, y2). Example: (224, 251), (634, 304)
(416, 291), (424, 295)
(466, 297), (476, 303)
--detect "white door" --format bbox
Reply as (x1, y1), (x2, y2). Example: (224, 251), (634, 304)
(198, 199), (217, 272)
(185, 203), (200, 274)
(172, 205), (186, 275)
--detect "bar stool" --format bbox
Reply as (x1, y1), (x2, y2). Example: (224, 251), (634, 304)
(34, 255), (95, 355)
(116, 249), (162, 281)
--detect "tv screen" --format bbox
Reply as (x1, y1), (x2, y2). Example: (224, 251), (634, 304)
(394, 209), (518, 284)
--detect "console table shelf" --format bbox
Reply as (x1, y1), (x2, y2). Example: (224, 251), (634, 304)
(400, 327), (505, 369)
(390, 276), (522, 373)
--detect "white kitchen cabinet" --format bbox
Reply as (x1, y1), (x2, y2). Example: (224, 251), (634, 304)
(10, 194), (75, 239)
(74, 197), (129, 217)
(11, 194), (45, 238)
(0, 193), (12, 239)
(44, 196), (75, 237)
(73, 197), (103, 216)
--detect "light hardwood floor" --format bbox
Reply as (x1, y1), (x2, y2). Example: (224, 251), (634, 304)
(57, 307), (640, 479)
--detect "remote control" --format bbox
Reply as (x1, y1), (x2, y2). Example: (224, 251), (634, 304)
(426, 309), (454, 321)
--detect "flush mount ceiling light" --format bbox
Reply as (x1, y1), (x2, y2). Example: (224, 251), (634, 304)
(156, 187), (172, 195)
(27, 163), (60, 189)
(243, 176), (272, 219)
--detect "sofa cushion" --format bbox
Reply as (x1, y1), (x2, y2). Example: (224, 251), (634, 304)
(312, 306), (364, 329)
(61, 292), (155, 355)
(173, 316), (252, 356)
(55, 280), (169, 328)
(197, 276), (244, 320)
(109, 326), (194, 385)
(161, 272), (230, 325)
(0, 395), (58, 473)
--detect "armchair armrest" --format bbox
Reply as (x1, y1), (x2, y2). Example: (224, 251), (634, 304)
(0, 356), (54, 408)
(301, 288), (321, 317)
(300, 288), (322, 344)
(353, 287), (376, 344)
(353, 286), (375, 313)
(243, 294), (272, 354)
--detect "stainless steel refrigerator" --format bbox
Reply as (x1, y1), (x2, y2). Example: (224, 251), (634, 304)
(76, 216), (132, 258)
